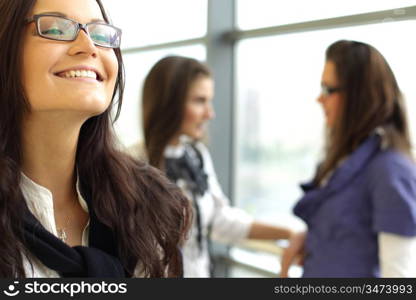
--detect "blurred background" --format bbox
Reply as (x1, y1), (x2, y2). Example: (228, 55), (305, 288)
(101, 0), (416, 277)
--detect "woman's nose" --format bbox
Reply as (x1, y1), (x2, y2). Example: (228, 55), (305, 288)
(68, 29), (98, 58)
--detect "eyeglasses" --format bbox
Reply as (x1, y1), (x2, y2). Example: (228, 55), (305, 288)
(25, 14), (122, 49)
(320, 84), (342, 97)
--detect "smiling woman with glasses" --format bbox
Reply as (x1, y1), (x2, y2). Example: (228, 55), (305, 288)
(0, 0), (191, 278)
(281, 40), (416, 278)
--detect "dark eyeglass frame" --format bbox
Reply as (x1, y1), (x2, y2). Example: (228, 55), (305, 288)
(25, 14), (122, 49)
(320, 84), (343, 97)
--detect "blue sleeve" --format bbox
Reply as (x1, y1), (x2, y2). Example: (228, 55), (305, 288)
(369, 152), (416, 236)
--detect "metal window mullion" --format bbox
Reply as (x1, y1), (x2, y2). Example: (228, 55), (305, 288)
(206, 0), (236, 201)
(121, 37), (207, 54)
(205, 0), (236, 278)
(227, 5), (416, 42)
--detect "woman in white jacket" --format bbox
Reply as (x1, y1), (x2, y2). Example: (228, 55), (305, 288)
(130, 56), (293, 277)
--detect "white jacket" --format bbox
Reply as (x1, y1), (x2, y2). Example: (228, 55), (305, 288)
(128, 138), (253, 277)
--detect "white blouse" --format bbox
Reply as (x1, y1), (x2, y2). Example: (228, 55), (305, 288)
(20, 173), (90, 278)
(128, 138), (254, 277)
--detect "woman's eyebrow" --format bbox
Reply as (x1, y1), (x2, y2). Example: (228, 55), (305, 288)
(36, 11), (67, 17)
(36, 11), (105, 23)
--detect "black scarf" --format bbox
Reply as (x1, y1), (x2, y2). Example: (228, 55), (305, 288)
(22, 181), (130, 278)
(165, 144), (208, 197)
(165, 144), (208, 252)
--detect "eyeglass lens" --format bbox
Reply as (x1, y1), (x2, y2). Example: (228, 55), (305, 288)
(37, 16), (120, 48)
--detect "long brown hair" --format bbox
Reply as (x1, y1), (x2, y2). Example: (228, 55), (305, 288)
(0, 0), (191, 277)
(315, 40), (411, 184)
(142, 56), (211, 168)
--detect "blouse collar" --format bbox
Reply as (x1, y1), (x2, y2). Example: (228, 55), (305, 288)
(20, 172), (89, 235)
(164, 135), (194, 159)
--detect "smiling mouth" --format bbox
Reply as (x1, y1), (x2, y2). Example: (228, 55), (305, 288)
(54, 69), (104, 82)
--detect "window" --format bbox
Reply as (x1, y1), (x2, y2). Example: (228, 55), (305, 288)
(101, 0), (208, 48)
(100, 0), (208, 147)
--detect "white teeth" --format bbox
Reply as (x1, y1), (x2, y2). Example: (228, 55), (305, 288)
(62, 69), (98, 80)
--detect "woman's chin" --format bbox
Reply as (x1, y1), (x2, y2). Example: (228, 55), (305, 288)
(187, 132), (202, 140)
(75, 100), (110, 117)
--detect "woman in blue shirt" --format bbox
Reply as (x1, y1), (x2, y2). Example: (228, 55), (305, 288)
(281, 40), (416, 277)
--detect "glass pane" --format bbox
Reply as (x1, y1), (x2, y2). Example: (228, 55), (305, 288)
(235, 20), (416, 230)
(101, 0), (207, 49)
(237, 0), (416, 30)
(114, 45), (206, 147)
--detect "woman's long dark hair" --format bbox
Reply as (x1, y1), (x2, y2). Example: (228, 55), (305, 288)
(315, 40), (412, 184)
(0, 0), (191, 277)
(142, 56), (212, 168)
